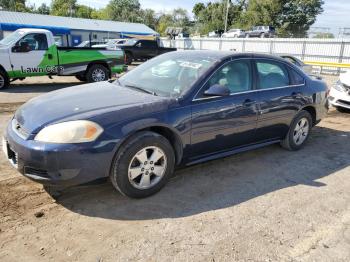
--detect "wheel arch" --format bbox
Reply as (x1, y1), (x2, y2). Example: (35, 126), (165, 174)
(115, 124), (184, 166)
(86, 61), (111, 77)
(0, 64), (9, 79)
(300, 105), (317, 126)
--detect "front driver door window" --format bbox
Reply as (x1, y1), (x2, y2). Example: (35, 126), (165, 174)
(190, 59), (259, 158)
(17, 33), (48, 51)
(10, 33), (49, 77)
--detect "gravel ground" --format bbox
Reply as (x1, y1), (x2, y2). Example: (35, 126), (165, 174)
(0, 74), (349, 262)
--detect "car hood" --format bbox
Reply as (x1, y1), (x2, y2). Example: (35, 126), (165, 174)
(340, 70), (350, 86)
(15, 81), (170, 134)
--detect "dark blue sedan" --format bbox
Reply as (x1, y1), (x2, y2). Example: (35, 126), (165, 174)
(3, 51), (328, 198)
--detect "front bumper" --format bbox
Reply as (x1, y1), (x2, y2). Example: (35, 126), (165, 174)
(329, 88), (350, 109)
(3, 119), (119, 187)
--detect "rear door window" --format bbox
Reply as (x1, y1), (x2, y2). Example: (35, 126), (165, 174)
(256, 60), (290, 89)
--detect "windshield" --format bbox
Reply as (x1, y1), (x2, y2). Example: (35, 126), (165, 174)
(0, 30), (24, 46)
(117, 52), (218, 97)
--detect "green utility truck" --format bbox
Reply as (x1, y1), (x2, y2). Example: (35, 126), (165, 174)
(0, 28), (127, 89)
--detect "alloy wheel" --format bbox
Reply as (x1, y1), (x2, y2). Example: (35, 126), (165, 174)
(293, 117), (309, 145)
(128, 146), (167, 190)
(91, 68), (106, 82)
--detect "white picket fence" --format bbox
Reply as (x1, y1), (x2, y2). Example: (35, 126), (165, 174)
(160, 37), (350, 74)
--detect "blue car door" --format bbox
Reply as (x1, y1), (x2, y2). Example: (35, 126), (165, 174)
(190, 59), (259, 158)
(253, 59), (306, 141)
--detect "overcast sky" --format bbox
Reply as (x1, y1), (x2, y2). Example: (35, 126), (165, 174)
(26, 0), (349, 35)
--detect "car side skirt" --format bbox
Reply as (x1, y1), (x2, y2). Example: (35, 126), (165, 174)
(186, 139), (281, 166)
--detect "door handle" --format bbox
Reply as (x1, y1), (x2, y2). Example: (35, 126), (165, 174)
(242, 99), (256, 107)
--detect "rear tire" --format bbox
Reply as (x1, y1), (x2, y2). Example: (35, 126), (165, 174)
(280, 110), (312, 151)
(0, 70), (9, 90)
(110, 131), (175, 198)
(86, 64), (109, 83)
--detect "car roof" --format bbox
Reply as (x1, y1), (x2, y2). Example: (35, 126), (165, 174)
(174, 50), (290, 63)
(18, 28), (50, 33)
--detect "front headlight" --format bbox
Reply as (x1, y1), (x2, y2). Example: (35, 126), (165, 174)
(333, 80), (346, 92)
(35, 120), (103, 143)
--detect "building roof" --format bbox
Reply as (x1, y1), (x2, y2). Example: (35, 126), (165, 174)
(0, 11), (158, 35)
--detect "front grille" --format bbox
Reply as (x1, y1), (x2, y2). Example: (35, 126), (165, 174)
(12, 119), (29, 139)
(24, 167), (50, 178)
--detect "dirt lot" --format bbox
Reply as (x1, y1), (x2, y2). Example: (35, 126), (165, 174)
(0, 75), (349, 262)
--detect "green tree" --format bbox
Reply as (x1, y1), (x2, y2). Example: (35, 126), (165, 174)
(237, 0), (281, 29)
(172, 8), (190, 28)
(156, 13), (173, 36)
(193, 1), (229, 35)
(277, 0), (324, 37)
(0, 0), (28, 12)
(90, 9), (108, 20)
(192, 1), (244, 35)
(51, 0), (77, 17)
(104, 0), (141, 22)
(155, 8), (191, 36)
(36, 3), (50, 15)
(238, 0), (323, 37)
(193, 2), (205, 18)
(75, 5), (94, 18)
(140, 9), (158, 30)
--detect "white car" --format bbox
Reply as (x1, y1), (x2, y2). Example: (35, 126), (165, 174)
(329, 70), (350, 111)
(221, 29), (245, 38)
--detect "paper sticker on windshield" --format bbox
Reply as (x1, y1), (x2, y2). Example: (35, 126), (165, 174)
(180, 62), (202, 69)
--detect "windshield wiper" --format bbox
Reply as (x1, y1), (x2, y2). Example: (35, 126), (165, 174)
(124, 84), (157, 96)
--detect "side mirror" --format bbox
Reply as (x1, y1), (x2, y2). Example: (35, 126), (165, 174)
(204, 84), (230, 97)
(136, 42), (142, 48)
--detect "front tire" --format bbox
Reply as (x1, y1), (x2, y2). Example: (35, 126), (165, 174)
(0, 70), (9, 90)
(125, 53), (133, 65)
(281, 110), (312, 151)
(110, 131), (175, 198)
(86, 64), (109, 82)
